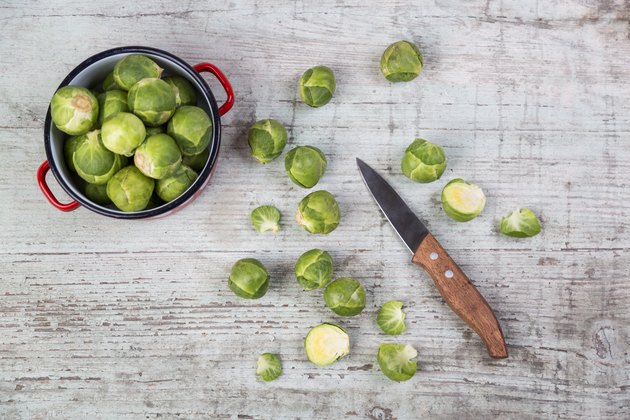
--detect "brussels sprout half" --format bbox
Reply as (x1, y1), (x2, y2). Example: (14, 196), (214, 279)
(377, 343), (418, 381)
(401, 138), (446, 183)
(299, 66), (336, 108)
(250, 205), (281, 233)
(285, 146), (327, 188)
(295, 249), (333, 291)
(72, 130), (124, 185)
(84, 183), (111, 206)
(256, 353), (282, 382)
(97, 90), (129, 126)
(113, 54), (163, 91)
(247, 119), (287, 164)
(324, 277), (366, 316)
(380, 40), (423, 82)
(164, 75), (197, 107)
(155, 164), (198, 202)
(134, 134), (182, 180)
(499, 208), (541, 238)
(304, 323), (350, 366)
(441, 178), (486, 222)
(228, 258), (269, 299)
(296, 190), (340, 234)
(167, 106), (213, 156)
(51, 86), (99, 135)
(128, 78), (177, 126)
(106, 166), (155, 212)
(376, 301), (407, 335)
(101, 112), (146, 156)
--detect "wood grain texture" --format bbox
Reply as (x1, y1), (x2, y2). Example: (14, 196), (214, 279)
(1, 0), (629, 418)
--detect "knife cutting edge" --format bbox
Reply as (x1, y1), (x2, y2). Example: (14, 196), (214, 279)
(357, 158), (508, 359)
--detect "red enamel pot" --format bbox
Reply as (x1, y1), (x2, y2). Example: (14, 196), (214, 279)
(37, 46), (234, 219)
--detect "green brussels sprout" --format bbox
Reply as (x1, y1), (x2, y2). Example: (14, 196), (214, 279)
(164, 75), (197, 106)
(380, 40), (423, 82)
(167, 106), (213, 156)
(101, 112), (146, 156)
(155, 164), (198, 202)
(376, 301), (407, 335)
(401, 138), (446, 183)
(250, 205), (281, 233)
(145, 126), (165, 136)
(128, 78), (177, 126)
(228, 258), (269, 299)
(296, 190), (340, 234)
(295, 249), (333, 291)
(72, 130), (124, 185)
(304, 323), (350, 366)
(377, 343), (418, 381)
(64, 135), (85, 172)
(441, 178), (486, 222)
(102, 72), (122, 91)
(134, 134), (182, 179)
(247, 119), (287, 164)
(256, 353), (282, 382)
(285, 146), (327, 188)
(181, 147), (209, 172)
(51, 86), (99, 135)
(106, 166), (155, 212)
(113, 54), (163, 91)
(299, 66), (336, 108)
(97, 90), (129, 126)
(84, 183), (111, 206)
(499, 208), (542, 238)
(324, 277), (366, 316)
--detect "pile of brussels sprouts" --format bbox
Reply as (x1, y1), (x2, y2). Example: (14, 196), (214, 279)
(51, 54), (212, 211)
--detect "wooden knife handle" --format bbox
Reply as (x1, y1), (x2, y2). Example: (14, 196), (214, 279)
(412, 233), (508, 358)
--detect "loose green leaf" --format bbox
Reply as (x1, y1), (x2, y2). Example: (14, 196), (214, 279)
(251, 205), (281, 233)
(377, 343), (418, 381)
(499, 208), (542, 238)
(376, 301), (407, 335)
(256, 353), (282, 382)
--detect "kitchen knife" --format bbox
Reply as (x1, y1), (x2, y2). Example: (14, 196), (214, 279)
(357, 158), (508, 359)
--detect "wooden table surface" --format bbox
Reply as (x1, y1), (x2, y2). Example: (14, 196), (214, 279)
(1, 0), (629, 418)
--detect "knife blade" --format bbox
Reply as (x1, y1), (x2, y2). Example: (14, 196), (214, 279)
(357, 158), (508, 359)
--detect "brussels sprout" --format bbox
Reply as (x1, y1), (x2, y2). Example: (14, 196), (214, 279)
(164, 75), (197, 106)
(113, 54), (163, 91)
(182, 147), (210, 172)
(296, 190), (340, 234)
(250, 205), (281, 233)
(499, 208), (541, 238)
(256, 353), (282, 382)
(72, 130), (123, 185)
(441, 178), (486, 222)
(247, 119), (287, 164)
(64, 135), (85, 172)
(299, 66), (336, 108)
(84, 183), (111, 206)
(167, 106), (213, 156)
(128, 78), (177, 126)
(134, 134), (182, 179)
(145, 126), (165, 136)
(228, 258), (269, 299)
(106, 166), (154, 212)
(51, 86), (99, 135)
(401, 139), (446, 183)
(376, 301), (406, 335)
(295, 249), (333, 291)
(304, 323), (350, 366)
(285, 146), (327, 188)
(155, 164), (198, 202)
(324, 277), (366, 316)
(102, 72), (121, 91)
(97, 90), (129, 126)
(380, 40), (423, 83)
(377, 343), (417, 382)
(101, 112), (146, 156)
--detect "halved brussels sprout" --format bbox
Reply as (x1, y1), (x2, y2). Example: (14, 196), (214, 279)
(97, 90), (129, 126)
(401, 139), (446, 183)
(106, 166), (154, 212)
(164, 75), (197, 106)
(299, 66), (336, 108)
(51, 86), (99, 135)
(377, 343), (418, 381)
(102, 72), (121, 91)
(64, 135), (85, 172)
(324, 277), (366, 316)
(228, 258), (269, 299)
(145, 126), (165, 136)
(499, 208), (541, 238)
(380, 40), (423, 82)
(304, 323), (350, 366)
(113, 54), (163, 91)
(155, 164), (198, 202)
(250, 205), (281, 233)
(295, 249), (333, 291)
(256, 353), (282, 382)
(441, 178), (486, 222)
(296, 190), (340, 234)
(128, 78), (177, 126)
(285, 146), (327, 188)
(167, 106), (213, 156)
(376, 301), (406, 335)
(73, 130), (123, 185)
(84, 183), (111, 206)
(182, 147), (209, 172)
(101, 112), (146, 156)
(134, 134), (182, 179)
(247, 119), (287, 164)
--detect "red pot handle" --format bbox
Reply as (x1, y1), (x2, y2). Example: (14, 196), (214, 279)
(37, 161), (80, 212)
(193, 63), (234, 116)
